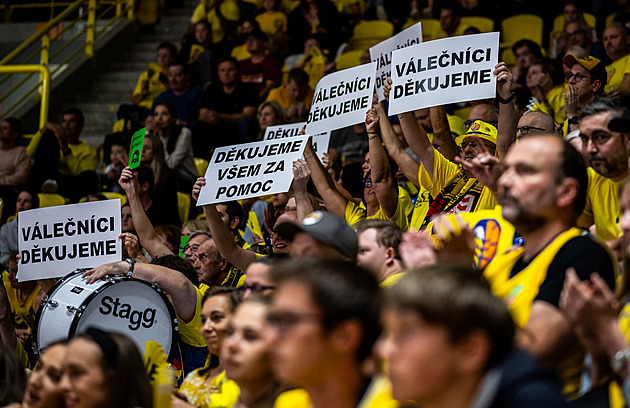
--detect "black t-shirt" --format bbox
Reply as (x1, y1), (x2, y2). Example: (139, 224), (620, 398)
(201, 81), (258, 114)
(511, 235), (617, 308)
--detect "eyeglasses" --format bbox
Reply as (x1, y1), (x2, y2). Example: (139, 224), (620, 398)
(182, 243), (200, 253)
(464, 120), (498, 129)
(241, 283), (275, 293)
(516, 125), (547, 135)
(364, 178), (373, 187)
(566, 73), (590, 83)
(267, 311), (321, 335)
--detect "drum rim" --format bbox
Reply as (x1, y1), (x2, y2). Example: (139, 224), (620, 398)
(34, 268), (179, 362)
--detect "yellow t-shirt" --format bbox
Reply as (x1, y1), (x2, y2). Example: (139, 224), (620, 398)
(59, 141), (98, 176)
(380, 272), (405, 287)
(482, 227), (609, 398)
(344, 187), (413, 231)
(295, 45), (326, 90)
(282, 0), (300, 12)
(416, 149), (496, 229)
(132, 62), (168, 109)
(256, 11), (287, 36)
(197, 267), (246, 290)
(605, 54), (630, 94)
(266, 84), (314, 111)
(577, 167), (623, 242)
(483, 227), (583, 327)
(409, 186), (431, 231)
(191, 1), (239, 44)
(180, 368), (240, 408)
(177, 285), (206, 348)
(273, 376), (397, 408)
(4, 281), (40, 333)
(231, 43), (251, 61)
(546, 84), (567, 125)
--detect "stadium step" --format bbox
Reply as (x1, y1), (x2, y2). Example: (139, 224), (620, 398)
(61, 0), (197, 150)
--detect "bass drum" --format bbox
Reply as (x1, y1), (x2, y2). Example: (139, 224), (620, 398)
(35, 269), (178, 361)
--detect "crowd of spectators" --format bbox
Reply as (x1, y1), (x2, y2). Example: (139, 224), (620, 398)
(4, 0), (630, 407)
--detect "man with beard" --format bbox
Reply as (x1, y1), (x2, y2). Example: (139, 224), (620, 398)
(482, 134), (617, 399)
(576, 97), (630, 245)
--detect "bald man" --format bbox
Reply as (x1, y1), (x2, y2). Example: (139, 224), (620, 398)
(466, 104), (498, 130)
(516, 111), (556, 139)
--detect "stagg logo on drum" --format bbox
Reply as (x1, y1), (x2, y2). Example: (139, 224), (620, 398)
(98, 296), (156, 331)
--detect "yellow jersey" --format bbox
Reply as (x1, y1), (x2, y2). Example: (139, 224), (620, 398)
(605, 54), (630, 94)
(577, 167), (624, 242)
(273, 376), (398, 408)
(483, 227), (617, 397)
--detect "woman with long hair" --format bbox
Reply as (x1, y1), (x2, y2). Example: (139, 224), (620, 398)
(60, 328), (153, 408)
(12, 341), (67, 408)
(175, 287), (242, 408)
(151, 102), (198, 192)
(221, 297), (285, 408)
(256, 101), (286, 140)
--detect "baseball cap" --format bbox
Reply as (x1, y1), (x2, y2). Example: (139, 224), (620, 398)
(455, 120), (498, 147)
(608, 117), (630, 133)
(276, 211), (358, 260)
(563, 54), (607, 87)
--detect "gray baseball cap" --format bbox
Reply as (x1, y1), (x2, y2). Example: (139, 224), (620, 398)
(277, 211), (358, 260)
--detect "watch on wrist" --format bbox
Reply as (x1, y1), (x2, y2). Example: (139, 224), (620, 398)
(611, 349), (630, 374)
(125, 258), (135, 278)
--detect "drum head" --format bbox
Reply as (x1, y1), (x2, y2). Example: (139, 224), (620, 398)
(35, 271), (178, 362)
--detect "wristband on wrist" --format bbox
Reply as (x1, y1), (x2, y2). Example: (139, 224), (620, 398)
(498, 90), (515, 104)
(125, 258), (135, 278)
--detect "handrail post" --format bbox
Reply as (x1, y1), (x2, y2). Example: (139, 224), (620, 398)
(39, 33), (50, 97)
(86, 0), (96, 58)
(127, 0), (134, 21)
(40, 33), (50, 69)
(39, 66), (51, 128)
(116, 0), (123, 17)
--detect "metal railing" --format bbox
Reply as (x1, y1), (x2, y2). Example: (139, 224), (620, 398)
(0, 0), (134, 132)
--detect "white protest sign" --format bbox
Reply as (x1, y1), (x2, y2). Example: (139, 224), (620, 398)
(264, 122), (330, 157)
(305, 62), (377, 134)
(197, 137), (308, 205)
(18, 200), (122, 281)
(264, 122), (305, 140)
(370, 22), (422, 101)
(388, 32), (499, 115)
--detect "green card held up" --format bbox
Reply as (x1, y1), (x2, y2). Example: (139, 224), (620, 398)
(129, 127), (146, 169)
(179, 235), (189, 259)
